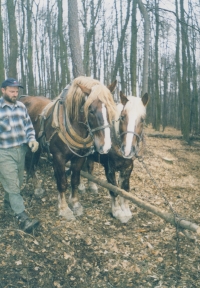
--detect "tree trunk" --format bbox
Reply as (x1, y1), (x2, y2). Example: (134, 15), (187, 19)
(154, 0), (161, 131)
(111, 0), (131, 82)
(58, 0), (70, 89)
(180, 0), (190, 142)
(0, 0), (4, 84)
(47, 1), (56, 98)
(175, 0), (182, 131)
(137, 0), (150, 96)
(68, 0), (84, 77)
(130, 0), (137, 96)
(6, 0), (18, 77)
(27, 0), (34, 95)
(19, 0), (26, 93)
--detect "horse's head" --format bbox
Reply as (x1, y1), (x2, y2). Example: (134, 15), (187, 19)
(116, 92), (149, 159)
(78, 80), (117, 154)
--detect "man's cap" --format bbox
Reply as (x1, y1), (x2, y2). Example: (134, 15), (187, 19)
(1, 78), (23, 88)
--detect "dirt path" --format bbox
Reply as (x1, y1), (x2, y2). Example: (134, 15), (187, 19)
(0, 126), (200, 287)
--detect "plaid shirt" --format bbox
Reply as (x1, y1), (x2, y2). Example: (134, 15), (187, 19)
(0, 97), (36, 148)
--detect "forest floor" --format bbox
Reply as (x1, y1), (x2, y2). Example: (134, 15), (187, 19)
(0, 125), (200, 288)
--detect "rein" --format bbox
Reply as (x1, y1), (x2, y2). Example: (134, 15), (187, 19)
(87, 123), (111, 137)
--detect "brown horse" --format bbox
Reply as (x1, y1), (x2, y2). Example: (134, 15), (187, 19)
(81, 92), (149, 223)
(20, 76), (117, 221)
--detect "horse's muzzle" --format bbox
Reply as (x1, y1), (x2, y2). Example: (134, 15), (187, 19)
(120, 145), (135, 159)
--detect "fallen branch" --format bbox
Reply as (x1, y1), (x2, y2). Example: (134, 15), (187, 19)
(79, 169), (200, 235)
(146, 133), (200, 141)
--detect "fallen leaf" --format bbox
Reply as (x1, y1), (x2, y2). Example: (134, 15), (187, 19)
(15, 260), (22, 265)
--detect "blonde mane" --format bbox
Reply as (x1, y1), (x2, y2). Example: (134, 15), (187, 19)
(65, 76), (116, 123)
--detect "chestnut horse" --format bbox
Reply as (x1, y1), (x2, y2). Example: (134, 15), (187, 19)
(20, 76), (117, 221)
(81, 92), (149, 223)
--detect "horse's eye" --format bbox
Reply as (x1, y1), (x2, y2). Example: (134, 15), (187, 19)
(141, 118), (144, 123)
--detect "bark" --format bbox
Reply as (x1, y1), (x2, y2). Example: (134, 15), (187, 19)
(68, 0), (84, 77)
(79, 169), (200, 234)
(130, 0), (137, 96)
(154, 0), (161, 131)
(19, 0), (26, 94)
(175, 0), (182, 130)
(111, 0), (131, 83)
(6, 0), (18, 77)
(0, 0), (4, 84)
(137, 0), (150, 96)
(180, 0), (190, 142)
(47, 1), (56, 98)
(27, 0), (34, 95)
(57, 0), (70, 89)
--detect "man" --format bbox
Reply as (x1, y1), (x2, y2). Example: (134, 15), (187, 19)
(0, 78), (40, 233)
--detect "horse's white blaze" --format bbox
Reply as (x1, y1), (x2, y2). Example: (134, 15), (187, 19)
(101, 103), (111, 153)
(123, 96), (146, 157)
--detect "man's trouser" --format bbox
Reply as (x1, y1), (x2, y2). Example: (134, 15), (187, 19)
(0, 145), (27, 214)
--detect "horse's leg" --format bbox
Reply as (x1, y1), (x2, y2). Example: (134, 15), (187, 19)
(103, 162), (123, 221)
(69, 157), (85, 216)
(118, 161), (133, 223)
(53, 154), (75, 221)
(86, 156), (98, 194)
(78, 159), (86, 194)
(25, 148), (44, 197)
(78, 156), (98, 194)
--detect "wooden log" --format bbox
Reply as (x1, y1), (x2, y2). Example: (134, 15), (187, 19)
(79, 169), (200, 235)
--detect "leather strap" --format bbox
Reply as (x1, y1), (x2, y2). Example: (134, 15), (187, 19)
(57, 102), (93, 149)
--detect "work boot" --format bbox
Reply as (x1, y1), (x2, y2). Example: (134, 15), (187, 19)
(3, 200), (15, 216)
(15, 211), (40, 233)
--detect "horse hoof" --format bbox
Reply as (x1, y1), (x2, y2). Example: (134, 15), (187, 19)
(112, 208), (132, 224)
(118, 215), (132, 224)
(73, 202), (83, 217)
(89, 183), (98, 194)
(89, 186), (98, 195)
(78, 183), (86, 194)
(34, 188), (44, 197)
(59, 207), (76, 221)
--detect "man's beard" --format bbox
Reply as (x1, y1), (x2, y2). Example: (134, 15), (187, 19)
(4, 94), (17, 104)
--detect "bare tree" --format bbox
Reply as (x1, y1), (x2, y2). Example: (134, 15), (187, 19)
(180, 0), (190, 141)
(6, 0), (18, 77)
(153, 0), (161, 130)
(130, 0), (137, 96)
(0, 0), (4, 83)
(138, 0), (150, 96)
(68, 0), (84, 77)
(26, 0), (34, 94)
(57, 0), (70, 89)
(111, 0), (131, 83)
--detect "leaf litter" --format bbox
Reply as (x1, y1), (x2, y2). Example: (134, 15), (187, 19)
(0, 126), (200, 287)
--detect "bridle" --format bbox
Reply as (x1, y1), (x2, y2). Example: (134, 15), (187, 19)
(39, 85), (113, 157)
(114, 115), (143, 143)
(86, 123), (111, 138)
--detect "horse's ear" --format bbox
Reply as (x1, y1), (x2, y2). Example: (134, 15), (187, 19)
(120, 91), (129, 106)
(141, 92), (149, 106)
(107, 80), (117, 93)
(77, 83), (91, 95)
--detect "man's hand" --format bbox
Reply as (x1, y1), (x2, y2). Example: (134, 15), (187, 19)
(28, 140), (39, 153)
